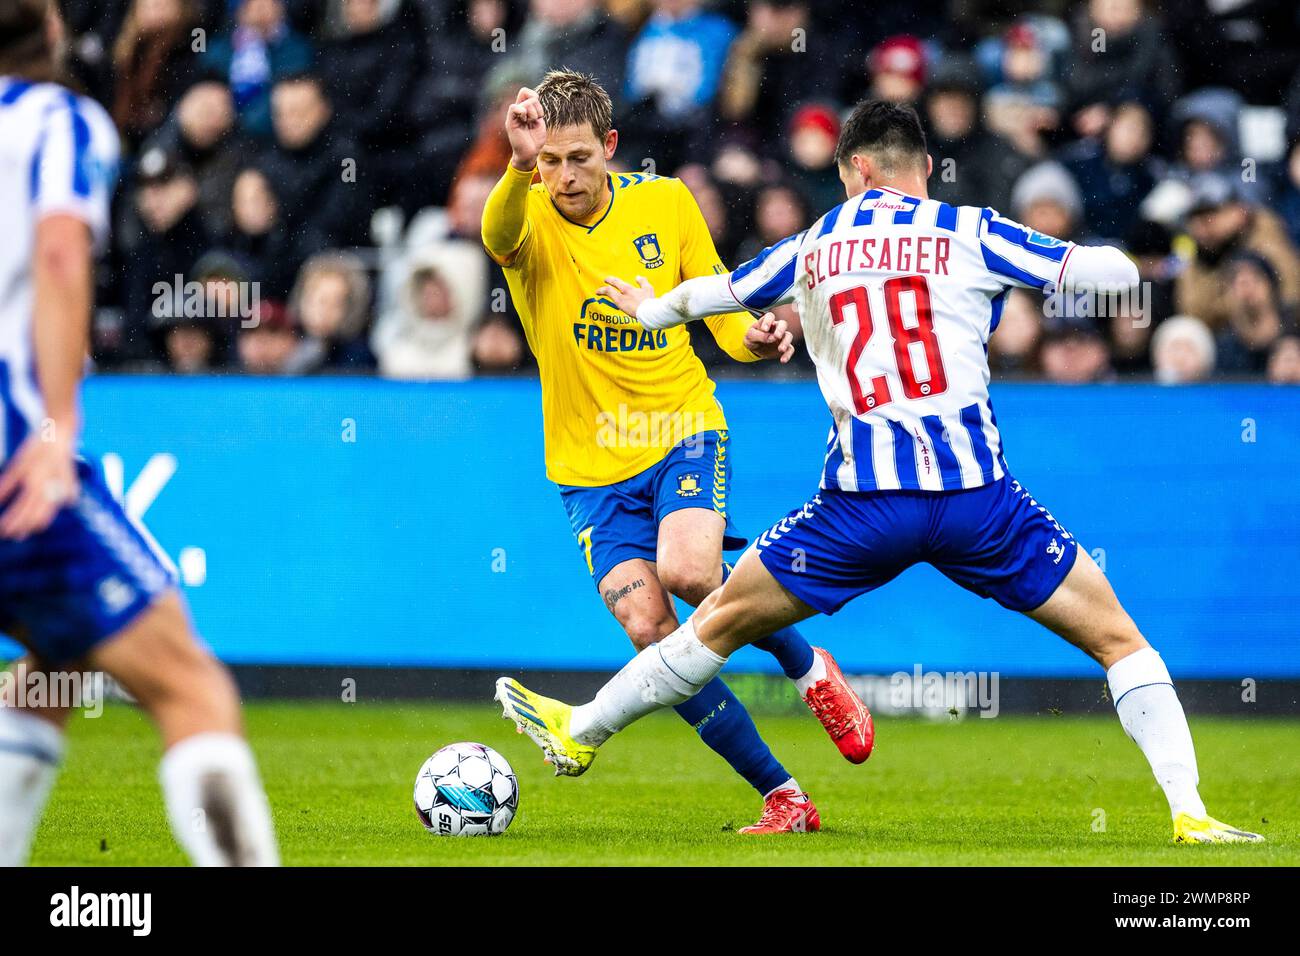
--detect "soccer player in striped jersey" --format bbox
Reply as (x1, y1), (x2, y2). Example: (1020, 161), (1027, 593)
(497, 100), (1263, 845)
(0, 1), (277, 866)
(483, 71), (875, 834)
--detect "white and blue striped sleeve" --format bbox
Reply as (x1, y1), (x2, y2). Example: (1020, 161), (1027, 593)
(31, 93), (120, 250)
(727, 230), (806, 312)
(976, 208), (1075, 294)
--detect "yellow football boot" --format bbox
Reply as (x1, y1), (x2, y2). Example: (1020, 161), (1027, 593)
(495, 677), (597, 777)
(1173, 813), (1265, 844)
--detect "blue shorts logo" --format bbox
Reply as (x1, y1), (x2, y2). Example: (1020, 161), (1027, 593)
(634, 233), (664, 269)
(676, 473), (702, 497)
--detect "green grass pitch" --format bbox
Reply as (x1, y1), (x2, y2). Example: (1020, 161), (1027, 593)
(29, 701), (1298, 866)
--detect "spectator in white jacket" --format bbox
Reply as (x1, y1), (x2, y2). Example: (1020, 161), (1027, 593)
(371, 240), (486, 380)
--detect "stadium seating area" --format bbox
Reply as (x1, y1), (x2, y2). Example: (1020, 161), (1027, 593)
(62, 0), (1300, 383)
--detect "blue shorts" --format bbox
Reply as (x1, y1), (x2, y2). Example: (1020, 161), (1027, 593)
(559, 430), (748, 586)
(0, 459), (175, 665)
(755, 475), (1078, 614)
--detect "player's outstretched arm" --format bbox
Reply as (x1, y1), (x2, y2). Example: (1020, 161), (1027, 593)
(597, 275), (794, 363)
(598, 273), (738, 328)
(978, 210), (1140, 298)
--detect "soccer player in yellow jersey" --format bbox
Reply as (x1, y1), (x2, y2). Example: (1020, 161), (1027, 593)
(482, 70), (872, 833)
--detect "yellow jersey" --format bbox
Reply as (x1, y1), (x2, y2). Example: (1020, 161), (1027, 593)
(482, 165), (758, 486)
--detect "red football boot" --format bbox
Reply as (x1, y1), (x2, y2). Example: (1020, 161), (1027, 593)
(738, 789), (821, 834)
(803, 647), (874, 763)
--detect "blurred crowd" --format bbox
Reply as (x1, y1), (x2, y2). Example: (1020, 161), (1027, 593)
(52, 0), (1300, 384)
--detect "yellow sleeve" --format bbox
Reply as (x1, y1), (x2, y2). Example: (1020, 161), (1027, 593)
(481, 164), (536, 266)
(676, 180), (759, 363)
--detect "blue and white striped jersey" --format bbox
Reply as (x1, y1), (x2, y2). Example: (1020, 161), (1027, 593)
(0, 77), (119, 467)
(729, 186), (1076, 493)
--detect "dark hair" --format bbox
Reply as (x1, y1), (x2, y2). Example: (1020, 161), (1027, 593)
(834, 99), (928, 173)
(0, 0), (57, 83)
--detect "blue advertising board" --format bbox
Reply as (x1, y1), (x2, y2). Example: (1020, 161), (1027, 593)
(2, 377), (1296, 678)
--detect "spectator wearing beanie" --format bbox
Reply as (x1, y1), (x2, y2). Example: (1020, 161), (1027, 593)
(149, 254), (238, 374)
(1152, 88), (1267, 208)
(1152, 315), (1216, 384)
(868, 35), (926, 108)
(1011, 161), (1086, 242)
(787, 103), (843, 215)
(989, 22), (1063, 117)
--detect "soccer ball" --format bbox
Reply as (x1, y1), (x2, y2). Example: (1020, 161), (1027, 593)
(414, 742), (518, 836)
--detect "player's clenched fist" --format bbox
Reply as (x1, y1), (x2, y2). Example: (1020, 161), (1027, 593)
(506, 87), (547, 171)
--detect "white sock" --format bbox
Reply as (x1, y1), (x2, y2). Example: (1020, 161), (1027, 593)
(794, 651), (827, 697)
(571, 618), (727, 746)
(1107, 647), (1207, 820)
(0, 708), (65, 866)
(765, 777), (807, 801)
(159, 732), (279, 867)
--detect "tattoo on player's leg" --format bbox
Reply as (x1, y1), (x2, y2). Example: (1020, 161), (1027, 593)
(603, 579), (646, 613)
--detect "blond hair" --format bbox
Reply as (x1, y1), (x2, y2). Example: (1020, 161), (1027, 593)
(536, 68), (613, 139)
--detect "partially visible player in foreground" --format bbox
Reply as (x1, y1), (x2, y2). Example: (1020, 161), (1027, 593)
(0, 0), (277, 866)
(482, 70), (874, 834)
(499, 100), (1263, 845)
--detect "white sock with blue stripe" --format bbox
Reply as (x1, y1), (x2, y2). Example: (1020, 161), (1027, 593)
(0, 707), (64, 866)
(572, 618), (728, 747)
(1107, 647), (1207, 820)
